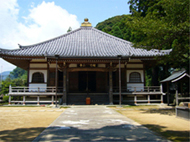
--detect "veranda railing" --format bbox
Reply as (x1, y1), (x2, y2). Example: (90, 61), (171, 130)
(9, 86), (63, 94)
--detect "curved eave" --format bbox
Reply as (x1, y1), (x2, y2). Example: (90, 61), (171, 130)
(0, 54), (161, 61)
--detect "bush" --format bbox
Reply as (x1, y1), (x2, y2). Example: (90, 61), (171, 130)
(3, 96), (9, 102)
(3, 96), (13, 102)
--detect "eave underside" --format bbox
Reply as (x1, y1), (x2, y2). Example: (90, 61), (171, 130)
(1, 55), (159, 70)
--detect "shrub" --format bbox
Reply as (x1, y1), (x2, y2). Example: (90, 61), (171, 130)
(3, 96), (13, 102)
(3, 96), (9, 102)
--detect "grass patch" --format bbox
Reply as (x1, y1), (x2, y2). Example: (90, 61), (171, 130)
(0, 105), (41, 107)
(60, 106), (70, 109)
(0, 102), (8, 106)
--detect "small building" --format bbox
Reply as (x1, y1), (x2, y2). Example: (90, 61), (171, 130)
(160, 69), (190, 119)
(0, 19), (171, 105)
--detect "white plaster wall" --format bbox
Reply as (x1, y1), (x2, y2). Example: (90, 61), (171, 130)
(126, 70), (144, 91)
(29, 70), (47, 83)
(127, 83), (144, 91)
(29, 70), (47, 91)
(126, 70), (144, 82)
(29, 84), (47, 92)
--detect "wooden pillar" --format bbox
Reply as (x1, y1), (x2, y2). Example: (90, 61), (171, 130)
(176, 89), (178, 106)
(47, 62), (49, 86)
(167, 82), (170, 106)
(143, 63), (146, 86)
(37, 96), (40, 105)
(23, 96), (25, 105)
(109, 69), (113, 105)
(62, 68), (67, 105)
(55, 58), (58, 107)
(51, 95), (54, 105)
(118, 57), (121, 106)
(148, 95), (150, 104)
(8, 96), (11, 105)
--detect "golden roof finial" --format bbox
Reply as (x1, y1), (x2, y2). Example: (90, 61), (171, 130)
(81, 18), (92, 27)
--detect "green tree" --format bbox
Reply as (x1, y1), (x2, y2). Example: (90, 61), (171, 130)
(10, 67), (27, 79)
(112, 26), (123, 39)
(128, 0), (163, 17)
(127, 0), (189, 71)
(0, 79), (15, 95)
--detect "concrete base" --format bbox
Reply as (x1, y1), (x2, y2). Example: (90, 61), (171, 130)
(176, 107), (190, 120)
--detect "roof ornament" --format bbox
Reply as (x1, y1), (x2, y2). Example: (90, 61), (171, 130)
(81, 18), (92, 27)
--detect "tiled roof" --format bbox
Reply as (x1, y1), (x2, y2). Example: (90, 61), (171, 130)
(160, 69), (186, 83)
(0, 26), (171, 58)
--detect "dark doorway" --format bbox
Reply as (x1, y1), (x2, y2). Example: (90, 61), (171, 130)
(78, 71), (96, 92)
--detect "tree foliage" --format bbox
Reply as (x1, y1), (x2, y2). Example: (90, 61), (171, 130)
(128, 0), (164, 17)
(0, 67), (27, 95)
(67, 27), (72, 32)
(10, 67), (27, 79)
(127, 0), (189, 71)
(0, 78), (15, 95)
(96, 0), (189, 85)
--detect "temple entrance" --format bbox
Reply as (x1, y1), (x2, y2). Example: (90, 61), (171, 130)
(78, 71), (96, 92)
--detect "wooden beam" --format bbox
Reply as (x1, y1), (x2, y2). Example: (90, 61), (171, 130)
(68, 67), (110, 72)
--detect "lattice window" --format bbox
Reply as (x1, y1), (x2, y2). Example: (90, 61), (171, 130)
(129, 72), (141, 83)
(32, 72), (44, 83)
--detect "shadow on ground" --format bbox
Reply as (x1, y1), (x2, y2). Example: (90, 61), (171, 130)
(33, 124), (167, 142)
(0, 124), (188, 141)
(142, 109), (175, 116)
(143, 124), (190, 142)
(0, 127), (46, 142)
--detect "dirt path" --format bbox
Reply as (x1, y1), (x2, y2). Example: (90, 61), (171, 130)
(0, 107), (65, 142)
(111, 106), (190, 142)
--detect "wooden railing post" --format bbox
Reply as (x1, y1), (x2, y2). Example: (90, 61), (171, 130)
(161, 94), (163, 104)
(134, 87), (136, 92)
(8, 95), (11, 105)
(37, 96), (40, 105)
(38, 87), (40, 92)
(134, 94), (137, 105)
(147, 87), (149, 92)
(51, 95), (54, 105)
(23, 96), (25, 105)
(148, 95), (150, 104)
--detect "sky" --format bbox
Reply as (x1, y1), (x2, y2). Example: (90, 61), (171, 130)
(0, 0), (130, 72)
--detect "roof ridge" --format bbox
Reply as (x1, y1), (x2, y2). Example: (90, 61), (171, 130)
(92, 27), (132, 45)
(19, 27), (82, 49)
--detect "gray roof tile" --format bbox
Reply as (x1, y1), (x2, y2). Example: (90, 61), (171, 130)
(0, 26), (171, 58)
(160, 69), (186, 83)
